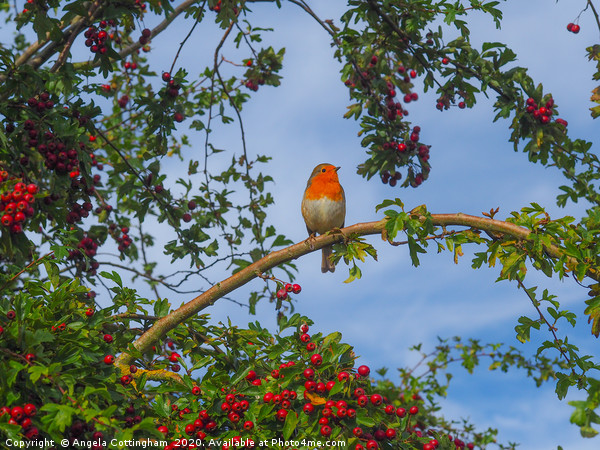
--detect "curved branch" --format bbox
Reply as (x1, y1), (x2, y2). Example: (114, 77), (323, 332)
(115, 212), (599, 367)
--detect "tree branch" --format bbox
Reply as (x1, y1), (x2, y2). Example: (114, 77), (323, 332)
(115, 212), (599, 367)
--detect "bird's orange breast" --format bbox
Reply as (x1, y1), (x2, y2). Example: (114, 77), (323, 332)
(304, 175), (344, 202)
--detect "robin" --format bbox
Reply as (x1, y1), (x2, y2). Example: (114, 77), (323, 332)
(301, 163), (346, 273)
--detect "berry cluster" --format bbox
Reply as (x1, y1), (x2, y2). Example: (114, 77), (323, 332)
(139, 28), (152, 45)
(164, 75), (181, 100)
(84, 21), (117, 55)
(379, 126), (427, 187)
(123, 61), (138, 71)
(27, 121), (82, 178)
(209, 1), (223, 13)
(109, 224), (132, 253)
(0, 175), (37, 234)
(26, 92), (55, 113)
(380, 171), (401, 186)
(276, 282), (302, 301)
(566, 23), (581, 34)
(64, 419), (111, 449)
(66, 200), (93, 224)
(0, 403), (38, 440)
(134, 0), (147, 12)
(525, 97), (567, 127)
(68, 234), (100, 275)
(345, 54), (432, 188)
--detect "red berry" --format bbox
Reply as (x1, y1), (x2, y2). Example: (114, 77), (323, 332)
(320, 425), (331, 437)
(353, 387), (365, 398)
(103, 334), (113, 343)
(353, 427), (363, 437)
(357, 365), (370, 376)
(292, 283), (301, 294)
(142, 28), (152, 38)
(310, 354), (322, 366)
(276, 288), (288, 300)
(1, 214), (12, 226)
(245, 370), (256, 381)
(396, 407), (406, 417)
(173, 112), (184, 122)
(10, 406), (24, 421)
(338, 371), (350, 382)
(182, 213), (192, 222)
(357, 395), (368, 407)
(103, 355), (114, 364)
(25, 353), (36, 362)
(370, 394), (383, 406)
(243, 420), (254, 430)
(162, 72), (171, 82)
(192, 386), (201, 395)
(326, 380), (336, 391)
(567, 22), (574, 31)
(304, 380), (316, 392)
(169, 352), (180, 362)
(276, 409), (288, 421)
(366, 440), (378, 450)
(571, 24), (580, 34)
(85, 308), (94, 316)
(303, 403), (314, 415)
(385, 429), (396, 439)
(157, 425), (168, 434)
(300, 333), (311, 343)
(409, 405), (419, 415)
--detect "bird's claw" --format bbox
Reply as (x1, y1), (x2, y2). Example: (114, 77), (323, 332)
(305, 233), (317, 250)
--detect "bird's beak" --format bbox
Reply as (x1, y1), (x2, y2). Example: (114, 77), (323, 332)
(335, 166), (341, 172)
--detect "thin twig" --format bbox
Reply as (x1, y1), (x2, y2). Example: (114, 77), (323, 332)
(169, 1), (207, 75)
(516, 278), (575, 375)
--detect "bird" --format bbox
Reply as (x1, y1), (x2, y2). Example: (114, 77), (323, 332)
(301, 163), (346, 273)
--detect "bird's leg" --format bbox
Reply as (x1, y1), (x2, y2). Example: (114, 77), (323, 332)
(304, 227), (317, 250)
(305, 233), (317, 250)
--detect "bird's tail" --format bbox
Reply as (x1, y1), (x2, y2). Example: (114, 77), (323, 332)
(321, 246), (335, 273)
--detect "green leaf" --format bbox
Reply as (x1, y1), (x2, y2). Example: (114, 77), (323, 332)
(283, 411), (299, 439)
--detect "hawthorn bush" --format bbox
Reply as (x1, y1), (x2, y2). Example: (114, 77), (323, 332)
(1, 0), (600, 449)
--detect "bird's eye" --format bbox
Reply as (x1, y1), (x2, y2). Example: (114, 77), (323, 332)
(321, 168), (326, 173)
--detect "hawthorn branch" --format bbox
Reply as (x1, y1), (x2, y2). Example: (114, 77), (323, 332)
(74, 0), (200, 71)
(115, 212), (600, 367)
(586, 0), (600, 32)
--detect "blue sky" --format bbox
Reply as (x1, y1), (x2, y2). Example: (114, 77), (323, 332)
(3, 0), (600, 448)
